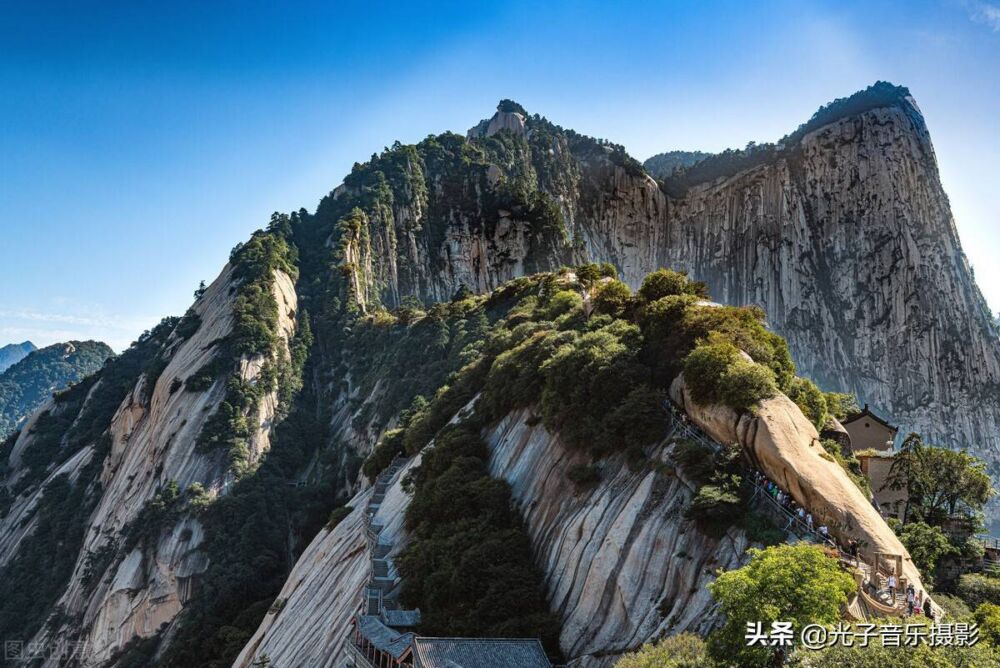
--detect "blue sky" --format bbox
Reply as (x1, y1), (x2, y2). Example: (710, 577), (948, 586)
(1, 0), (998, 351)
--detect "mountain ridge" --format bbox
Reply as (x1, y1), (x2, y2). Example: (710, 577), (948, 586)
(0, 82), (996, 665)
(0, 341), (36, 374)
(0, 340), (113, 439)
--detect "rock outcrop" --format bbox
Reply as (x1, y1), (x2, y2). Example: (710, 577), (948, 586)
(233, 455), (420, 668)
(323, 91), (1000, 522)
(670, 375), (936, 612)
(662, 101), (1000, 513)
(486, 408), (749, 667)
(1, 84), (991, 664)
(237, 404), (753, 668)
(0, 264), (298, 665)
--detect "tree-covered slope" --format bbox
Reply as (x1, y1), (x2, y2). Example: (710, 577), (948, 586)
(0, 340), (113, 438)
(642, 150), (712, 179)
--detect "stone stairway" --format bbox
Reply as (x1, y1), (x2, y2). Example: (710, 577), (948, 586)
(358, 456), (412, 614)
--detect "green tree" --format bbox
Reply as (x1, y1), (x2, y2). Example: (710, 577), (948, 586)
(957, 573), (1000, 609)
(794, 634), (1000, 667)
(708, 544), (856, 667)
(592, 279), (633, 318)
(615, 633), (713, 668)
(823, 392), (859, 421)
(786, 377), (828, 428)
(976, 603), (1000, 646)
(637, 269), (707, 302)
(683, 340), (741, 405)
(886, 434), (995, 526)
(895, 521), (957, 585)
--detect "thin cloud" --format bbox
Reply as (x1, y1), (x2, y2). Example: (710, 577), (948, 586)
(963, 0), (1000, 31)
(0, 308), (162, 353)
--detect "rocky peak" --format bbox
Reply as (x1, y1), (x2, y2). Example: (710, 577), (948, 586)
(467, 99), (528, 138)
(0, 340), (36, 373)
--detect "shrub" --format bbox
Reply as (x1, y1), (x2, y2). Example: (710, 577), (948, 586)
(397, 424), (561, 655)
(786, 376), (828, 427)
(363, 428), (405, 482)
(957, 573), (1000, 609)
(545, 290), (583, 319)
(682, 341), (741, 406)
(824, 392), (859, 421)
(326, 506), (352, 530)
(567, 463), (601, 488)
(614, 633), (712, 668)
(637, 269), (706, 302)
(708, 544), (856, 668)
(976, 602), (1000, 645)
(592, 280), (632, 318)
(895, 521), (957, 585)
(671, 439), (717, 486)
(743, 512), (785, 546)
(933, 592), (972, 619)
(685, 483), (742, 536)
(718, 358), (777, 412)
(603, 386), (667, 452)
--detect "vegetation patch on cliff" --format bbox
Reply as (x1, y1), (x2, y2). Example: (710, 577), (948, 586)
(0, 319), (177, 648)
(189, 219), (302, 477)
(397, 420), (561, 654)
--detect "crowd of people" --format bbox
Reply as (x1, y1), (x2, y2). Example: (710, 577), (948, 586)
(749, 470), (837, 547)
(748, 470), (934, 618)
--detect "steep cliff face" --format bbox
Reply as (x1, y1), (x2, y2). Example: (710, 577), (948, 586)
(661, 100), (1000, 490)
(233, 455), (419, 668)
(235, 406), (751, 668)
(670, 375), (934, 610)
(317, 92), (999, 517)
(0, 262), (297, 665)
(486, 408), (748, 667)
(2, 84), (994, 665)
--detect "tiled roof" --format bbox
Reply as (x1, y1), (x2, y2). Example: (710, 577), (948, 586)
(843, 403), (898, 432)
(382, 608), (422, 628)
(412, 637), (551, 668)
(355, 615), (415, 660)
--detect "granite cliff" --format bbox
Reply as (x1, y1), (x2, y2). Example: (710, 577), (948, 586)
(310, 83), (999, 518)
(0, 83), (994, 666)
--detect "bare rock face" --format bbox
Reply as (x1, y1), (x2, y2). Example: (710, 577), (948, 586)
(234, 455), (420, 667)
(235, 406), (752, 668)
(333, 95), (999, 521)
(0, 264), (298, 665)
(486, 408), (749, 667)
(662, 102), (1000, 521)
(467, 109), (527, 139)
(670, 375), (937, 612)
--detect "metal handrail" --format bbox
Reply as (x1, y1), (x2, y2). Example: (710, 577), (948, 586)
(665, 400), (837, 548)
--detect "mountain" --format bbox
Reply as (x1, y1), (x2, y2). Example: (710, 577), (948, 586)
(0, 342), (36, 374)
(0, 82), (996, 666)
(642, 150), (712, 178)
(0, 341), (113, 439)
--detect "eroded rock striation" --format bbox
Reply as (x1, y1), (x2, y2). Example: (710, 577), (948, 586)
(0, 264), (298, 665)
(319, 90), (999, 519)
(0, 83), (992, 664)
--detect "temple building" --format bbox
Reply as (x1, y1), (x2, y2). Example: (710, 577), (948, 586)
(842, 404), (899, 454)
(349, 612), (552, 668)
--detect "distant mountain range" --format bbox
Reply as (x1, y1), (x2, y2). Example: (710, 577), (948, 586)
(0, 340), (113, 439)
(0, 341), (36, 374)
(642, 149), (712, 178)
